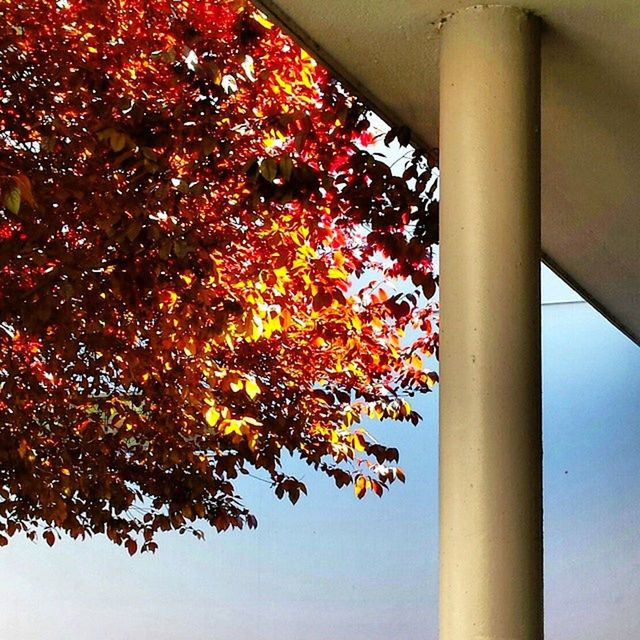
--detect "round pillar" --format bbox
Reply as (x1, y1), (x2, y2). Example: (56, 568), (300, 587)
(438, 6), (542, 639)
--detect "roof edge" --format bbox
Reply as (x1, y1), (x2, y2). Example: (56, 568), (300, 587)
(542, 252), (640, 347)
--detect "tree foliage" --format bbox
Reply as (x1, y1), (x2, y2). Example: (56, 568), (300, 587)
(0, 0), (438, 552)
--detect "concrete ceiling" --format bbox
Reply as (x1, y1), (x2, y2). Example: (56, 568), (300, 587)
(254, 0), (640, 344)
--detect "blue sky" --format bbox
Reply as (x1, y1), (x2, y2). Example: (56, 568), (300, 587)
(1, 266), (639, 639)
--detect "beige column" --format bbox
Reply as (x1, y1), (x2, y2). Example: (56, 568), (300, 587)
(438, 6), (542, 640)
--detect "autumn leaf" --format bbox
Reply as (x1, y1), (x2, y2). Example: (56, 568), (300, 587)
(244, 377), (261, 399)
(205, 406), (221, 427)
(110, 131), (127, 152)
(370, 479), (384, 497)
(13, 175), (36, 206)
(3, 188), (21, 215)
(259, 158), (278, 182)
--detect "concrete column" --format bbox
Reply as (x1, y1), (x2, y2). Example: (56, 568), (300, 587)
(438, 6), (542, 640)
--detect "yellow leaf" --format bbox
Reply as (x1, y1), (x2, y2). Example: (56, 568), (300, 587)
(205, 407), (220, 427)
(328, 267), (347, 279)
(245, 377), (261, 400)
(251, 314), (263, 341)
(274, 266), (288, 280)
(4, 188), (20, 215)
(266, 314), (281, 333)
(167, 291), (178, 308)
(183, 338), (197, 356)
(223, 420), (244, 436)
(252, 11), (273, 29)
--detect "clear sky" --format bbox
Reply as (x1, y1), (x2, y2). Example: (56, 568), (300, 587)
(0, 267), (639, 640)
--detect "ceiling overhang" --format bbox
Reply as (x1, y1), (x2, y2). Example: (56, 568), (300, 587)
(254, 0), (640, 345)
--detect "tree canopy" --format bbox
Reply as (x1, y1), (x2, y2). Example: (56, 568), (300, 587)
(0, 0), (438, 553)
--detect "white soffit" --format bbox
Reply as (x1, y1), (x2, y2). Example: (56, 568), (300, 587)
(255, 0), (640, 345)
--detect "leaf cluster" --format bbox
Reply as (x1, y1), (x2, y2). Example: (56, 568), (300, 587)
(0, 0), (438, 551)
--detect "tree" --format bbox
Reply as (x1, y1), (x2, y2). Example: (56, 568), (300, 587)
(0, 0), (438, 552)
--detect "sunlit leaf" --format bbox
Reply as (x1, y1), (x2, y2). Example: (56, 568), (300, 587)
(245, 377), (261, 399)
(205, 406), (221, 427)
(4, 188), (21, 215)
